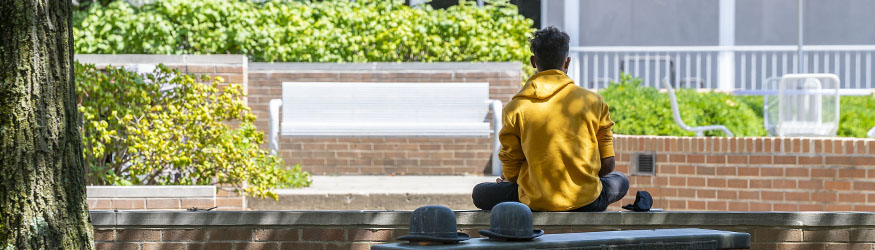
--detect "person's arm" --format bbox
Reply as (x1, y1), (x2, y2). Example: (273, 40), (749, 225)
(498, 109), (525, 183)
(599, 156), (615, 177)
(596, 99), (615, 177)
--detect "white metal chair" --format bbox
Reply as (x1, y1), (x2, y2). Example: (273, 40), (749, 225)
(662, 79), (734, 137)
(774, 74), (840, 137)
(762, 77), (781, 136)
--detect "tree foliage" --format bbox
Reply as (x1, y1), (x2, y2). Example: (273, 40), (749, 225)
(73, 0), (534, 65)
(76, 63), (310, 199)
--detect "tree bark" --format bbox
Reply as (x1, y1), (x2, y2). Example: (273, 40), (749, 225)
(0, 0), (95, 249)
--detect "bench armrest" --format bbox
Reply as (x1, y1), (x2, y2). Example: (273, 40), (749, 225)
(269, 99), (283, 155)
(489, 99), (503, 176)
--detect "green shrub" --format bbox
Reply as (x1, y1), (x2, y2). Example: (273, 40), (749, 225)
(732, 94), (875, 138)
(837, 95), (875, 137)
(600, 73), (767, 137)
(600, 74), (875, 138)
(76, 63), (311, 199)
(73, 0), (534, 66)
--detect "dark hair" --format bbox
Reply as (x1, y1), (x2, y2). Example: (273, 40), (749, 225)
(530, 26), (570, 70)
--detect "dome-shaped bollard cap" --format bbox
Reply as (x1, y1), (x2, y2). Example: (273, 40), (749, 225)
(479, 202), (544, 241)
(397, 205), (470, 243)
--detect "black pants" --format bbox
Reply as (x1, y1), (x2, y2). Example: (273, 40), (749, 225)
(472, 172), (629, 212)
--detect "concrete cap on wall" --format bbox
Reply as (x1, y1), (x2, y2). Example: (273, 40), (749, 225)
(87, 186), (216, 199)
(74, 54), (247, 65)
(89, 210), (875, 228)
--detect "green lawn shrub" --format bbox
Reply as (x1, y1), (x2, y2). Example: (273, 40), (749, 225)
(838, 95), (875, 138)
(76, 63), (311, 199)
(73, 0), (534, 66)
(600, 74), (765, 137)
(600, 74), (875, 138)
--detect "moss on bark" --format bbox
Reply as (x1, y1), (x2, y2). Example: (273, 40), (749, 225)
(0, 0), (95, 249)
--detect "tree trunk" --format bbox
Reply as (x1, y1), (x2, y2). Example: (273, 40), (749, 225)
(0, 0), (95, 249)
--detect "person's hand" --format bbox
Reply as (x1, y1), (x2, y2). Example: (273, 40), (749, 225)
(496, 175), (507, 183)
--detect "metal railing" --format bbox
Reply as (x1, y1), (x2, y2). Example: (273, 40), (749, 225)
(569, 45), (875, 91)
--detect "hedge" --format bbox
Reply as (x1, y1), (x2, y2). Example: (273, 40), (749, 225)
(601, 74), (875, 138)
(73, 0), (534, 65)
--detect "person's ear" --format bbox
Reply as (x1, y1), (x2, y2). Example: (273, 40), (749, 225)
(530, 55), (538, 71)
(563, 57), (571, 73)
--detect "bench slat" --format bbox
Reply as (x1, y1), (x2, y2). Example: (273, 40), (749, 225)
(282, 122), (490, 137)
(281, 82), (492, 136)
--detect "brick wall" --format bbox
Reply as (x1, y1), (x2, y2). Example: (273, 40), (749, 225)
(94, 227), (400, 250)
(91, 210), (875, 250)
(99, 226), (875, 250)
(273, 137), (494, 175)
(248, 62), (523, 175)
(609, 135), (875, 212)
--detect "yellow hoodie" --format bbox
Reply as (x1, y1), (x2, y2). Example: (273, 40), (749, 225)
(499, 69), (615, 211)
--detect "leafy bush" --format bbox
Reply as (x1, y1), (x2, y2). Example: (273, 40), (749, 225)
(601, 73), (767, 137)
(73, 0), (534, 65)
(76, 63), (311, 199)
(836, 95), (875, 137)
(600, 74), (875, 138)
(726, 94), (875, 138)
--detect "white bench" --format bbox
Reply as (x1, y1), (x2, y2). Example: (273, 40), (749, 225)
(269, 82), (503, 175)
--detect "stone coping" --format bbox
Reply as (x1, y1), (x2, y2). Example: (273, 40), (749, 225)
(270, 176), (494, 195)
(89, 210), (875, 227)
(87, 186), (216, 198)
(72, 55), (521, 70)
(75, 54), (246, 65)
(612, 134), (875, 141)
(249, 62), (522, 71)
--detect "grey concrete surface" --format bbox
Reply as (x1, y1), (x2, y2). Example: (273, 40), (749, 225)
(74, 54), (246, 65)
(90, 210), (875, 227)
(86, 185), (215, 198)
(248, 176), (494, 210)
(248, 193), (479, 211)
(277, 176), (495, 195)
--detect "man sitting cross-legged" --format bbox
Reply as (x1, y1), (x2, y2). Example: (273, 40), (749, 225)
(472, 27), (628, 212)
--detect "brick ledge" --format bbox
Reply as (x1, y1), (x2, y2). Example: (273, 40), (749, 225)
(90, 210), (875, 227)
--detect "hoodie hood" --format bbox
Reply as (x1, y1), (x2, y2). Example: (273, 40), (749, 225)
(514, 69), (574, 100)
